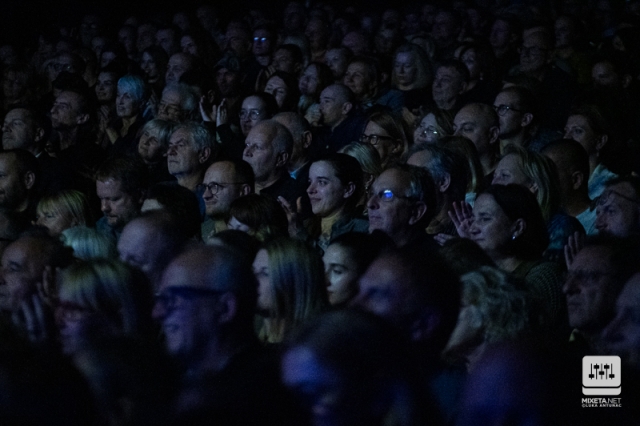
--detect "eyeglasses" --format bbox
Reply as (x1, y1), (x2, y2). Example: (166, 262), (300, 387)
(519, 45), (548, 57)
(359, 134), (393, 146)
(253, 37), (268, 43)
(239, 109), (262, 120)
(367, 188), (415, 203)
(155, 286), (226, 312)
(158, 102), (182, 116)
(196, 181), (245, 194)
(418, 124), (438, 137)
(493, 104), (522, 116)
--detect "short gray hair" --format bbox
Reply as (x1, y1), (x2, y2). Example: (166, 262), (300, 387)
(172, 121), (215, 152)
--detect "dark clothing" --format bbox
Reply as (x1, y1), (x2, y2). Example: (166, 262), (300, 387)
(146, 161), (176, 187)
(401, 87), (432, 113)
(401, 229), (441, 252)
(107, 115), (146, 158)
(176, 343), (310, 426)
(459, 79), (500, 106)
(260, 173), (307, 209)
(311, 112), (366, 158)
(36, 152), (75, 197)
(217, 123), (245, 162)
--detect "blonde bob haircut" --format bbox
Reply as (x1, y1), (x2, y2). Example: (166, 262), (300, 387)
(501, 144), (560, 222)
(259, 237), (327, 342)
(57, 259), (152, 336)
(37, 189), (91, 228)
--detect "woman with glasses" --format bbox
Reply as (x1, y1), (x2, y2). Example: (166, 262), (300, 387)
(413, 109), (454, 145)
(252, 237), (327, 343)
(360, 110), (408, 168)
(56, 259), (154, 356)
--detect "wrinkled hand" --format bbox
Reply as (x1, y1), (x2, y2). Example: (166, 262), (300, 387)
(278, 196), (302, 238)
(564, 231), (585, 268)
(216, 98), (228, 127)
(448, 201), (474, 238)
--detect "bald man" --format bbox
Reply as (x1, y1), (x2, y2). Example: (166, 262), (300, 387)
(453, 103), (500, 177)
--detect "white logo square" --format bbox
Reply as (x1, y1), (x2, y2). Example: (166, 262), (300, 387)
(582, 356), (621, 395)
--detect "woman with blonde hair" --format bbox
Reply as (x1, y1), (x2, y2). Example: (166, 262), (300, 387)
(492, 144), (584, 259)
(36, 190), (92, 237)
(339, 142), (382, 206)
(360, 111), (408, 168)
(56, 259), (154, 355)
(391, 43), (433, 112)
(252, 237), (327, 343)
(443, 266), (534, 371)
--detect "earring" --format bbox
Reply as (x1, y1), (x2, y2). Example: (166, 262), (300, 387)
(512, 234), (517, 240)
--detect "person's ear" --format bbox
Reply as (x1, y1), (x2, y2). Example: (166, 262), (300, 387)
(527, 181), (538, 194)
(199, 147), (212, 163)
(34, 126), (45, 143)
(343, 181), (356, 199)
(511, 218), (526, 239)
(216, 292), (237, 324)
(596, 135), (608, 152)
(23, 171), (35, 190)
(438, 173), (451, 193)
(408, 200), (427, 225)
(341, 101), (353, 116)
(571, 170), (584, 191)
(488, 126), (500, 145)
(275, 151), (289, 168)
(521, 112), (533, 127)
(301, 130), (312, 150)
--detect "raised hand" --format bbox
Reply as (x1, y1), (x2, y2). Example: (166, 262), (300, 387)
(564, 231), (585, 268)
(278, 196), (302, 238)
(448, 200), (474, 238)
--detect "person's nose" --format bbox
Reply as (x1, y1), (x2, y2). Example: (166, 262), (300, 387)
(366, 193), (378, 210)
(595, 211), (606, 231)
(101, 200), (111, 213)
(307, 181), (317, 195)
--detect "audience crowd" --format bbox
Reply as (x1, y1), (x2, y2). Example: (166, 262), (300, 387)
(1, 0), (640, 424)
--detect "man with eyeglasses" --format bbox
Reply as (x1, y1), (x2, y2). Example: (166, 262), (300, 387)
(200, 160), (254, 240)
(595, 176), (640, 238)
(563, 237), (639, 354)
(366, 164), (438, 250)
(153, 245), (306, 423)
(492, 86), (538, 153)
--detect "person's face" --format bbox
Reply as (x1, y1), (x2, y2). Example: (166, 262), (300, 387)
(305, 20), (328, 50)
(91, 36), (107, 60)
(414, 113), (440, 144)
(116, 89), (138, 118)
(431, 12), (456, 44)
(56, 295), (107, 355)
(215, 67), (240, 98)
(240, 96), (267, 136)
(554, 17), (574, 49)
(453, 106), (493, 155)
(252, 249), (273, 313)
(461, 49), (480, 80)
(432, 66), (464, 107)
(325, 49), (348, 80)
(243, 124), (280, 182)
(490, 19), (511, 49)
(225, 28), (251, 57)
(3, 71), (27, 101)
(307, 161), (350, 217)
(468, 193), (514, 258)
(299, 65), (320, 96)
(281, 346), (347, 426)
(366, 169), (415, 240)
(394, 52), (418, 88)
(0, 239), (43, 313)
(252, 29), (272, 56)
(138, 128), (165, 163)
(118, 221), (162, 285)
(96, 178), (140, 230)
(491, 154), (531, 188)
(362, 121), (397, 166)
(563, 246), (619, 333)
(180, 35), (198, 57)
(35, 208), (75, 236)
(563, 114), (601, 155)
(100, 51), (117, 69)
(343, 62), (372, 100)
(493, 91), (525, 139)
(602, 274), (640, 367)
(156, 29), (177, 55)
(165, 54), (190, 85)
(157, 90), (183, 122)
(141, 52), (159, 80)
(227, 216), (253, 233)
(153, 255), (221, 358)
(202, 162), (247, 217)
(50, 91), (85, 131)
(0, 155), (27, 210)
(137, 24), (156, 53)
(352, 254), (413, 323)
(592, 61), (620, 89)
(319, 86), (346, 128)
(95, 72), (117, 104)
(322, 243), (358, 306)
(519, 33), (550, 74)
(272, 49), (297, 74)
(118, 28), (136, 54)
(595, 183), (640, 238)
(167, 128), (203, 177)
(264, 76), (288, 109)
(2, 108), (36, 150)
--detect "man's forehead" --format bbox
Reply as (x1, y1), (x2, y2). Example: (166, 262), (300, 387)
(162, 91), (182, 104)
(373, 168), (409, 191)
(3, 238), (40, 265)
(169, 129), (192, 143)
(205, 161), (235, 181)
(5, 108), (30, 122)
(571, 246), (612, 269)
(57, 91), (81, 105)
